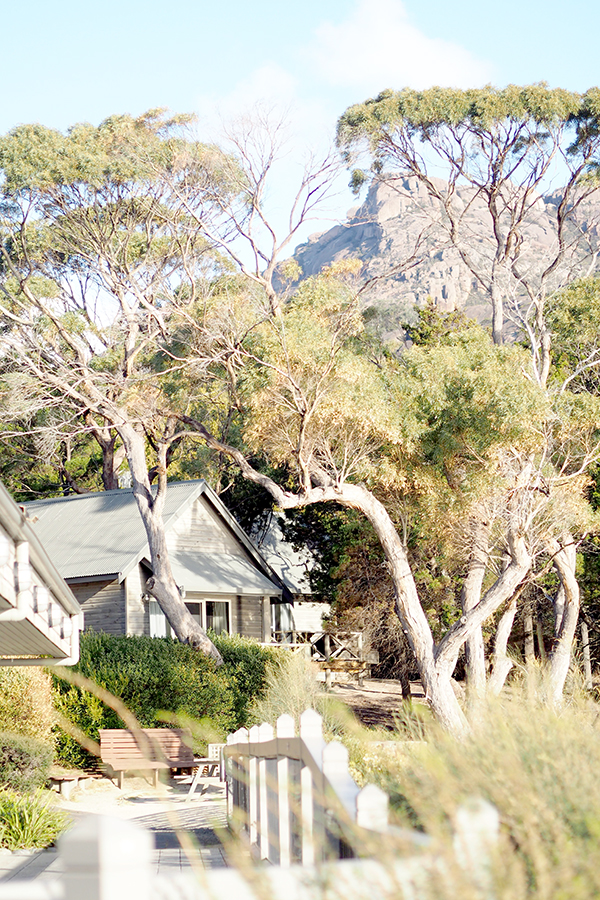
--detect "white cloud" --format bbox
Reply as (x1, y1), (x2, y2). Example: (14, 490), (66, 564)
(307, 0), (493, 93)
(197, 64), (298, 127)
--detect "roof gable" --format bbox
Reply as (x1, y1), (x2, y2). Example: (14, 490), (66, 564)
(24, 481), (286, 596)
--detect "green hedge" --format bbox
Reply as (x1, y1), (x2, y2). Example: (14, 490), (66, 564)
(211, 631), (280, 726)
(52, 631), (276, 768)
(0, 732), (54, 793)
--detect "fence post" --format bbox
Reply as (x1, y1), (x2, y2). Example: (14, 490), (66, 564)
(276, 714), (295, 867)
(258, 722), (274, 860)
(248, 724), (260, 846)
(453, 797), (499, 892)
(324, 633), (332, 688)
(322, 741), (359, 817)
(61, 815), (152, 900)
(300, 709), (325, 863)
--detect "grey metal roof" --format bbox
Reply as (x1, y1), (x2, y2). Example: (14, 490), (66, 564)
(170, 552), (280, 596)
(23, 481), (282, 595)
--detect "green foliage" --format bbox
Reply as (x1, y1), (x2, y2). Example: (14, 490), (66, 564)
(52, 631), (274, 767)
(547, 275), (600, 390)
(0, 733), (54, 793)
(0, 668), (56, 742)
(402, 298), (476, 347)
(211, 631), (277, 727)
(337, 83), (588, 159)
(396, 326), (547, 468)
(0, 790), (67, 850)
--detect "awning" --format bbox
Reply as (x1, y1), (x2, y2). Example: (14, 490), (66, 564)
(168, 552), (282, 597)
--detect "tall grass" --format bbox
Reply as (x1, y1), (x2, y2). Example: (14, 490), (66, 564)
(356, 671), (600, 899)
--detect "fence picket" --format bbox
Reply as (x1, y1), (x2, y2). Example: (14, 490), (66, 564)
(356, 784), (389, 833)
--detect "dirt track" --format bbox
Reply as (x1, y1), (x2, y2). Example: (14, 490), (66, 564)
(329, 678), (425, 730)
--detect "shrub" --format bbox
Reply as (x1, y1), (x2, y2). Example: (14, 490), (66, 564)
(0, 732), (54, 793)
(52, 631), (275, 767)
(211, 631), (278, 726)
(0, 790), (67, 850)
(0, 668), (55, 742)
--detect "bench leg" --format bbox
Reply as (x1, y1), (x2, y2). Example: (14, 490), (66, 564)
(117, 771), (124, 790)
(60, 780), (76, 801)
(152, 769), (158, 789)
(187, 768), (202, 799)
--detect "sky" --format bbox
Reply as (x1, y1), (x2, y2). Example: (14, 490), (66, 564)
(2, 0), (599, 249)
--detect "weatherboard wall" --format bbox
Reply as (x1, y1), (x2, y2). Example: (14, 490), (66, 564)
(125, 564), (147, 636)
(167, 496), (242, 556)
(68, 578), (125, 635)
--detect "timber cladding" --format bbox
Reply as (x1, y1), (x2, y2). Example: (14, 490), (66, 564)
(68, 578), (125, 635)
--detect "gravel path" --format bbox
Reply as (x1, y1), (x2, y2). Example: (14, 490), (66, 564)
(330, 678), (425, 730)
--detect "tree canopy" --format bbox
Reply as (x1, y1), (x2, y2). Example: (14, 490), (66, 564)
(337, 84), (600, 374)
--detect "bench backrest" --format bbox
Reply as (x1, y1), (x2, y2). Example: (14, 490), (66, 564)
(99, 728), (194, 767)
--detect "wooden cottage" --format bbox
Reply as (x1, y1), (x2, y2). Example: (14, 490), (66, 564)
(23, 481), (286, 642)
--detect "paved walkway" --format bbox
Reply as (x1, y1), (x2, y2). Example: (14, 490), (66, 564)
(0, 776), (228, 886)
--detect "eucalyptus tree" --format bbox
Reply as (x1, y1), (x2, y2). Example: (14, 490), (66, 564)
(0, 109), (241, 660)
(0, 109), (341, 661)
(172, 254), (583, 732)
(336, 84), (600, 379)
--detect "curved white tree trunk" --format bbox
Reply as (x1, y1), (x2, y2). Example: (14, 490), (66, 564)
(488, 595), (518, 695)
(548, 535), (579, 705)
(118, 423), (223, 664)
(460, 520), (490, 699)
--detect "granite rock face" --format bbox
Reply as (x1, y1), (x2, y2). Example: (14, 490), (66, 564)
(291, 177), (600, 345)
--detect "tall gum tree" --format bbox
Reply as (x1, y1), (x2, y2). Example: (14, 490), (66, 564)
(336, 84), (600, 701)
(174, 254), (587, 733)
(131, 112), (600, 726)
(0, 110), (342, 663)
(0, 110), (246, 662)
(336, 84), (600, 379)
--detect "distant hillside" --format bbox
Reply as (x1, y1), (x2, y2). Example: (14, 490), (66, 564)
(291, 177), (600, 346)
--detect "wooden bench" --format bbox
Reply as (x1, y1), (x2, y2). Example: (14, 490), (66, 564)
(48, 767), (103, 800)
(99, 728), (195, 789)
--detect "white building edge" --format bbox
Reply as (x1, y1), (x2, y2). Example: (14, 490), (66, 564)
(0, 481), (82, 666)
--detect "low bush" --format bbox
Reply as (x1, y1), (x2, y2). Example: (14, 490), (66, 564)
(249, 651), (325, 727)
(0, 668), (55, 742)
(52, 631), (276, 767)
(0, 732), (54, 793)
(0, 790), (67, 850)
(211, 631), (278, 726)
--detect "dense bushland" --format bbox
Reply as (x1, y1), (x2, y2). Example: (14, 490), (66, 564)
(52, 631), (276, 767)
(350, 672), (600, 899)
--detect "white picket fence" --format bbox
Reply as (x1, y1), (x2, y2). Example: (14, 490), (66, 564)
(0, 709), (501, 900)
(224, 709), (390, 865)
